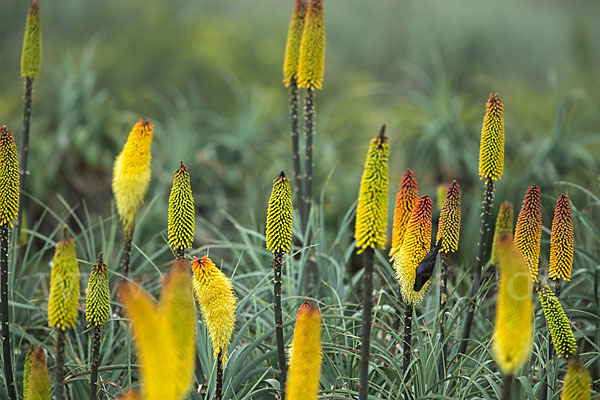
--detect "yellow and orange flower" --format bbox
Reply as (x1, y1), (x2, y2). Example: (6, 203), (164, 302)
(286, 302), (322, 400)
(492, 234), (533, 375)
(192, 256), (238, 363)
(283, 0), (307, 87)
(297, 0), (325, 90)
(436, 181), (461, 253)
(389, 169), (418, 258)
(266, 172), (293, 254)
(514, 185), (542, 282)
(0, 126), (20, 228)
(561, 360), (591, 400)
(549, 194), (574, 281)
(394, 195), (433, 306)
(112, 119), (154, 238)
(48, 229), (79, 331)
(355, 128), (389, 254)
(478, 93), (504, 181)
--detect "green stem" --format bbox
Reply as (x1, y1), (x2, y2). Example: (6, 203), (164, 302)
(273, 252), (287, 399)
(0, 224), (17, 400)
(358, 248), (374, 400)
(458, 179), (494, 355)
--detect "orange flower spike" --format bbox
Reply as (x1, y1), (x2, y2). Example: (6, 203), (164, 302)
(478, 93), (504, 181)
(394, 195), (433, 307)
(514, 185), (542, 282)
(296, 0), (325, 90)
(549, 194), (574, 281)
(436, 181), (461, 253)
(389, 169), (418, 258)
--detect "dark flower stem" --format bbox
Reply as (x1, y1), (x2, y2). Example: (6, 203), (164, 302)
(0, 224), (17, 400)
(502, 374), (513, 400)
(216, 351), (223, 400)
(119, 235), (133, 277)
(16, 77), (34, 241)
(358, 248), (374, 400)
(289, 78), (304, 222)
(439, 252), (449, 379)
(403, 305), (413, 400)
(90, 325), (102, 400)
(273, 252), (287, 399)
(303, 87), (317, 291)
(55, 328), (67, 400)
(458, 179), (494, 355)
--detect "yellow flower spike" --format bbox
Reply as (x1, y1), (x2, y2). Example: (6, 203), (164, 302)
(112, 119), (154, 239)
(266, 171), (293, 254)
(23, 347), (50, 400)
(436, 181), (461, 253)
(85, 253), (110, 328)
(119, 260), (196, 400)
(286, 302), (322, 400)
(168, 161), (195, 257)
(355, 125), (389, 254)
(283, 0), (307, 87)
(389, 169), (418, 259)
(491, 201), (514, 266)
(549, 194), (574, 281)
(514, 185), (542, 282)
(561, 360), (591, 400)
(492, 234), (533, 375)
(0, 126), (20, 228)
(394, 195), (433, 307)
(48, 228), (80, 331)
(192, 256), (238, 363)
(537, 284), (577, 358)
(297, 0), (325, 90)
(20, 0), (42, 79)
(478, 93), (504, 181)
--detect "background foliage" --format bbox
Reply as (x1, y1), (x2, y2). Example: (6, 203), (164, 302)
(0, 0), (599, 398)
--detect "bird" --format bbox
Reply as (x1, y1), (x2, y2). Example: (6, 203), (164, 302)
(413, 239), (443, 292)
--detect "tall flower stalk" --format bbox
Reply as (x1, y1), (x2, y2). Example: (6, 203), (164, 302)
(354, 126), (388, 400)
(393, 195), (433, 395)
(167, 161), (195, 259)
(265, 171), (293, 399)
(459, 93), (504, 355)
(48, 227), (80, 400)
(296, 0), (324, 290)
(493, 234), (533, 400)
(540, 193), (574, 400)
(17, 0), (42, 238)
(112, 119), (154, 276)
(85, 253), (110, 400)
(286, 302), (322, 400)
(435, 181), (461, 378)
(0, 125), (20, 400)
(191, 256), (238, 400)
(283, 0), (307, 217)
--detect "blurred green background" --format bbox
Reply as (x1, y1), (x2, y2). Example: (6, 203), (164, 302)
(0, 0), (599, 263)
